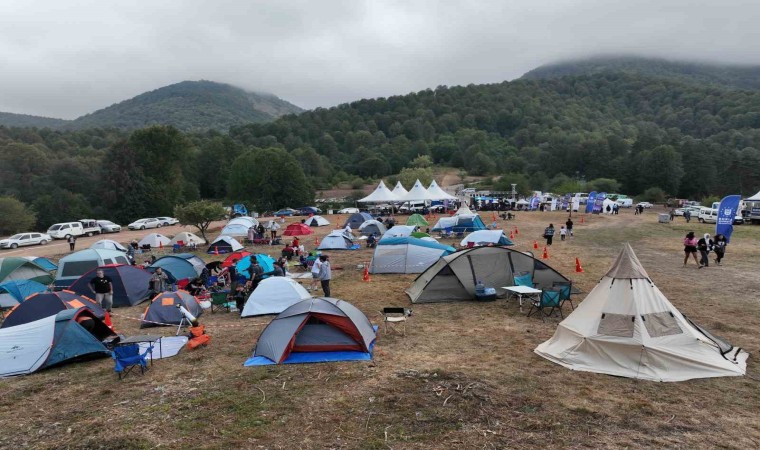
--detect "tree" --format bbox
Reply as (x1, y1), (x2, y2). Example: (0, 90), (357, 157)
(32, 191), (92, 229)
(397, 167), (433, 188)
(637, 145), (684, 195)
(228, 147), (314, 211)
(639, 187), (667, 203)
(0, 197), (36, 235)
(586, 178), (622, 193)
(174, 200), (227, 241)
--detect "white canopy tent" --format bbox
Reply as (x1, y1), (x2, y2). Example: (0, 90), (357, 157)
(391, 181), (409, 199)
(535, 244), (748, 382)
(427, 180), (457, 201)
(745, 190), (760, 201)
(400, 179), (434, 202)
(358, 181), (398, 203)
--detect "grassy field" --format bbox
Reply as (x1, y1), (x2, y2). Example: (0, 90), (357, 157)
(0, 210), (758, 449)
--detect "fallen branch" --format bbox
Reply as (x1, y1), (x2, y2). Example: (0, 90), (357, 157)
(255, 386), (266, 404)
(443, 395), (453, 406)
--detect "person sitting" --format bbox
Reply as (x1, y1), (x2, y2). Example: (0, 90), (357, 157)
(367, 233), (377, 248)
(292, 237), (300, 253)
(281, 244), (295, 261)
(299, 254), (308, 269)
(272, 262), (285, 277)
(187, 278), (207, 296)
(233, 285), (247, 311)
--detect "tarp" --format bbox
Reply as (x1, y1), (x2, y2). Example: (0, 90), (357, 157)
(141, 290), (203, 328)
(535, 244), (749, 382)
(318, 231), (354, 250)
(0, 279), (48, 308)
(137, 233), (171, 248)
(427, 180), (457, 201)
(283, 223), (313, 236)
(68, 264), (152, 307)
(241, 277), (311, 317)
(170, 232), (206, 245)
(55, 249), (130, 288)
(343, 212), (373, 229)
(90, 239), (127, 252)
(305, 216), (330, 227)
(358, 220), (387, 236)
(207, 236), (244, 254)
(406, 246), (569, 303)
(460, 230), (513, 247)
(1, 290), (105, 329)
(358, 180), (398, 203)
(369, 237), (455, 274)
(0, 257), (54, 285)
(245, 297), (376, 365)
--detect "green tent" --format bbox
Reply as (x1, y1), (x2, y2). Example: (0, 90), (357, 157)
(0, 257), (54, 285)
(406, 214), (429, 227)
(411, 231), (431, 238)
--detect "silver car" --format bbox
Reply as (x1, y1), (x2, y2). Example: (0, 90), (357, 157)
(156, 216), (179, 226)
(97, 220), (122, 233)
(128, 218), (162, 230)
(0, 232), (52, 249)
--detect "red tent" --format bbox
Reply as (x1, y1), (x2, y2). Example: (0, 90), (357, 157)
(283, 223), (313, 236)
(221, 251), (253, 268)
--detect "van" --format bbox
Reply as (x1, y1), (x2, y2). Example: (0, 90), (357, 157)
(616, 198), (633, 208)
(47, 222), (85, 239)
(78, 219), (102, 237)
(698, 208), (718, 224)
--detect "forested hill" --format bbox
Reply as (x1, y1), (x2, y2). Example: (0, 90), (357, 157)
(0, 80), (303, 132)
(522, 56), (760, 91)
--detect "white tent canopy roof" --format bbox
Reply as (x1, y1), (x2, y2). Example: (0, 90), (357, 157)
(400, 179), (434, 202)
(427, 180), (457, 201)
(358, 180), (398, 203)
(745, 190), (760, 201)
(391, 181), (409, 199)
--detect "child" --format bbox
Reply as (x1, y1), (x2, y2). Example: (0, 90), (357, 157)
(560, 226), (567, 241)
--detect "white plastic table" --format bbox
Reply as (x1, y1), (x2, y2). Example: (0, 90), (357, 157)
(502, 286), (542, 311)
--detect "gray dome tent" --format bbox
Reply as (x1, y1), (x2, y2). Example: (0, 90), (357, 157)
(406, 246), (570, 303)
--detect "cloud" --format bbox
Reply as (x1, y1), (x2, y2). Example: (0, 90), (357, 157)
(0, 0), (758, 118)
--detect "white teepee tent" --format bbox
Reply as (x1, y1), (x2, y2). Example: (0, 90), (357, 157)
(535, 244), (748, 382)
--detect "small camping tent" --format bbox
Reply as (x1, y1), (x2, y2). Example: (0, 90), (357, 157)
(244, 297), (376, 365)
(55, 249), (130, 288)
(235, 254), (276, 279)
(138, 233), (171, 248)
(140, 290), (203, 328)
(69, 264), (152, 308)
(0, 257), (54, 285)
(343, 212), (373, 229)
(283, 223), (313, 236)
(460, 230), (513, 247)
(535, 244), (748, 382)
(207, 235), (244, 254)
(0, 308), (114, 377)
(381, 225), (417, 240)
(406, 214), (429, 227)
(90, 239), (127, 252)
(455, 205), (474, 216)
(221, 217), (259, 237)
(406, 246), (569, 303)
(1, 290), (105, 329)
(369, 237), (455, 274)
(0, 279), (48, 309)
(170, 231), (206, 246)
(431, 215), (486, 233)
(358, 220), (387, 237)
(317, 231), (354, 250)
(241, 277), (311, 317)
(222, 251), (253, 267)
(21, 256), (57, 272)
(149, 254), (205, 281)
(304, 215), (330, 227)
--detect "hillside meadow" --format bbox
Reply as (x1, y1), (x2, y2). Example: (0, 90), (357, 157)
(0, 210), (758, 449)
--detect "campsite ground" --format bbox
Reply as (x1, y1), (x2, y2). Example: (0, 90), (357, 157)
(1, 209), (759, 449)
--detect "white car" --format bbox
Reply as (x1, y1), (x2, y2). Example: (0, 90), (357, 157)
(128, 218), (162, 230)
(338, 208), (360, 214)
(97, 220), (122, 233)
(636, 202), (653, 208)
(156, 216), (179, 226)
(0, 232), (52, 249)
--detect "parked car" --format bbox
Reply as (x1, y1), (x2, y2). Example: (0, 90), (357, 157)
(97, 220), (122, 233)
(128, 218), (162, 230)
(616, 199), (633, 208)
(78, 219), (102, 237)
(636, 202), (653, 209)
(47, 222), (85, 239)
(338, 207), (360, 214)
(296, 206), (322, 216)
(0, 232), (52, 249)
(273, 208), (296, 217)
(157, 216), (179, 226)
(733, 215), (745, 225)
(698, 208), (718, 224)
(674, 206), (701, 216)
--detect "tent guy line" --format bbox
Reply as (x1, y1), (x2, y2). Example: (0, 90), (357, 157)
(108, 311), (269, 329)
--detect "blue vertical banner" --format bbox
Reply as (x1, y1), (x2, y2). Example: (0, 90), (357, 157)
(716, 195), (741, 243)
(585, 191), (597, 213)
(530, 195), (540, 211)
(593, 192), (607, 214)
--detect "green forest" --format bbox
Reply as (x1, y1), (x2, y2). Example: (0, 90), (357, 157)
(2, 60), (760, 234)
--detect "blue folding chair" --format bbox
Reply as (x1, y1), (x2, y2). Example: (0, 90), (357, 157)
(513, 271), (535, 287)
(112, 343), (153, 379)
(553, 281), (574, 310)
(527, 288), (563, 322)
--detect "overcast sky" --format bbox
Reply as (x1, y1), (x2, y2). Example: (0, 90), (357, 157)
(1, 0), (759, 119)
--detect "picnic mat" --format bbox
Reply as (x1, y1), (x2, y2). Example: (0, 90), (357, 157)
(140, 336), (189, 360)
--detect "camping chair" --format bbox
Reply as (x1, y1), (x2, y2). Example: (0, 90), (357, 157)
(513, 271), (536, 288)
(441, 227), (453, 238)
(527, 288), (563, 322)
(382, 307), (410, 336)
(552, 281), (574, 310)
(112, 343), (153, 379)
(210, 292), (230, 313)
(172, 244), (181, 253)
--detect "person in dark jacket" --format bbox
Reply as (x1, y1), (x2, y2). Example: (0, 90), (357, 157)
(713, 234), (727, 266)
(543, 224), (555, 246)
(697, 233), (714, 268)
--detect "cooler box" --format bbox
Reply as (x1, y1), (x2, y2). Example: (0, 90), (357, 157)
(658, 214), (670, 223)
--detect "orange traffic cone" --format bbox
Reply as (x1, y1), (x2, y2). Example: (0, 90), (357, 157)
(314, 237), (320, 245)
(159, 241), (163, 249)
(363, 265), (371, 282)
(509, 231), (514, 239)
(575, 257), (584, 273)
(514, 227), (518, 235)
(533, 240), (539, 249)
(104, 311), (114, 331)
(542, 246), (549, 259)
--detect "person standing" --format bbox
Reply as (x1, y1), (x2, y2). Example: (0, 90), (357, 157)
(228, 259), (239, 293)
(247, 259), (263, 291)
(683, 232), (699, 267)
(318, 255), (332, 297)
(684, 209), (692, 223)
(565, 217), (573, 237)
(89, 269), (114, 312)
(269, 220), (280, 242)
(713, 234), (727, 266)
(68, 235), (76, 251)
(309, 254), (322, 292)
(559, 226), (567, 241)
(697, 233), (714, 268)
(151, 268), (169, 293)
(543, 224), (555, 246)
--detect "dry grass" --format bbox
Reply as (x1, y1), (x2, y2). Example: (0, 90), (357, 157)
(1, 210), (759, 449)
